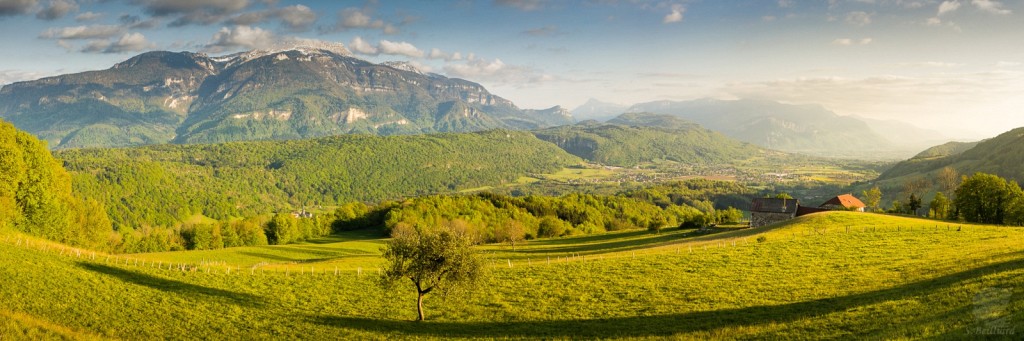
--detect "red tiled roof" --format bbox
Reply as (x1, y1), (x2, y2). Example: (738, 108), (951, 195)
(820, 194), (865, 208)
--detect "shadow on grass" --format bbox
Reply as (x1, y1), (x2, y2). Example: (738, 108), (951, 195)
(236, 251), (310, 263)
(77, 263), (265, 307)
(312, 257), (1024, 338)
(300, 229), (387, 245)
(516, 230), (701, 255)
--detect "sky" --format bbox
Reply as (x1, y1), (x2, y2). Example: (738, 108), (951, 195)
(0, 0), (1022, 139)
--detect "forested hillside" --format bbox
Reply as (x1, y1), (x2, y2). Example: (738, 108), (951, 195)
(58, 130), (578, 229)
(877, 127), (1024, 184)
(0, 120), (110, 248)
(533, 115), (764, 167)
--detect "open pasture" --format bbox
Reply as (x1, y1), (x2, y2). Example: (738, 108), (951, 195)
(1, 212), (1022, 339)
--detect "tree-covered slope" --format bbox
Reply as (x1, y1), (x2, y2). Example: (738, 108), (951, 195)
(533, 114), (765, 167)
(57, 130), (580, 229)
(0, 119), (110, 248)
(877, 127), (1024, 184)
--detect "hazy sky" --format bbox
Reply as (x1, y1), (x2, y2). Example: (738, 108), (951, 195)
(0, 0), (1021, 138)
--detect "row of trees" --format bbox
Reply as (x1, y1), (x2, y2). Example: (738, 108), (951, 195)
(867, 171), (1024, 226)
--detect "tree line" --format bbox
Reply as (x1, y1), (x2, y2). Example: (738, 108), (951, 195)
(864, 170), (1024, 226)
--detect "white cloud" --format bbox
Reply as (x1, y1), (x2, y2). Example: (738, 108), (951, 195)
(81, 32), (157, 54)
(378, 40), (423, 58)
(845, 11), (872, 26)
(996, 61), (1021, 67)
(277, 5), (316, 30)
(0, 0), (37, 17)
(663, 4), (684, 24)
(972, 0), (1011, 15)
(75, 11), (102, 22)
(328, 7), (397, 34)
(926, 17), (942, 25)
(39, 25), (124, 40)
(203, 25), (276, 52)
(444, 57), (551, 86)
(778, 0), (794, 8)
(36, 0), (77, 20)
(347, 37), (424, 58)
(938, 0), (960, 15)
(348, 36), (377, 55)
(428, 48), (462, 61)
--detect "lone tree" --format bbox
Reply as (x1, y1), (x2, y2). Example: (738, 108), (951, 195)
(862, 186), (882, 212)
(380, 223), (484, 321)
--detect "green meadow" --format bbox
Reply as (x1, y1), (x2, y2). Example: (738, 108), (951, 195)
(2, 211), (1022, 339)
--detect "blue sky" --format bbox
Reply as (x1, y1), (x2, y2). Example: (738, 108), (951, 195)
(1, 0), (1022, 138)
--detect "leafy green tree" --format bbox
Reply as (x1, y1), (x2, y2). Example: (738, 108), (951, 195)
(0, 119), (112, 249)
(773, 193), (793, 199)
(929, 192), (951, 220)
(381, 224), (484, 321)
(536, 216), (568, 238)
(265, 213), (298, 245)
(889, 200), (904, 214)
(954, 172), (1021, 224)
(862, 186), (882, 212)
(907, 194), (923, 216)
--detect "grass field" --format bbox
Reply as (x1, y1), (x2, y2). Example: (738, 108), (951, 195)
(2, 212), (1022, 339)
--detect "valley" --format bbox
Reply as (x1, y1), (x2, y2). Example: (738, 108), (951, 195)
(1, 2), (1022, 337)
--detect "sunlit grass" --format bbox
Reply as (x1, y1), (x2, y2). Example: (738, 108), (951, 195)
(2, 212), (1022, 339)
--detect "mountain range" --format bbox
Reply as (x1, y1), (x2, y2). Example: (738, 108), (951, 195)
(534, 112), (766, 167)
(568, 98), (950, 159)
(0, 46), (572, 149)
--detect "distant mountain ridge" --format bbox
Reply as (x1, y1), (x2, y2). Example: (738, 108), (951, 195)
(533, 112), (767, 167)
(571, 98), (628, 122)
(624, 98), (906, 158)
(876, 127), (1023, 184)
(0, 47), (573, 149)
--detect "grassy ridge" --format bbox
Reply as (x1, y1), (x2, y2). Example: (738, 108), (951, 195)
(1, 212), (1023, 339)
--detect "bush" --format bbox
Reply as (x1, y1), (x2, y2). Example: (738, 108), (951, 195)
(537, 216), (568, 238)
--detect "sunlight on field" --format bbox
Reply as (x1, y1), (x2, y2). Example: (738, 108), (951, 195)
(2, 212), (1022, 339)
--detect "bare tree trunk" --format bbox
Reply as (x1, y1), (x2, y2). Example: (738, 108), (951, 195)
(417, 292), (425, 321)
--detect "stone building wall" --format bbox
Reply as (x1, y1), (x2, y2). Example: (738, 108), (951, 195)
(751, 212), (795, 227)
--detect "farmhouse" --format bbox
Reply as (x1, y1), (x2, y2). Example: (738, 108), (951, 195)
(750, 198), (799, 227)
(819, 194), (866, 212)
(749, 194), (867, 227)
